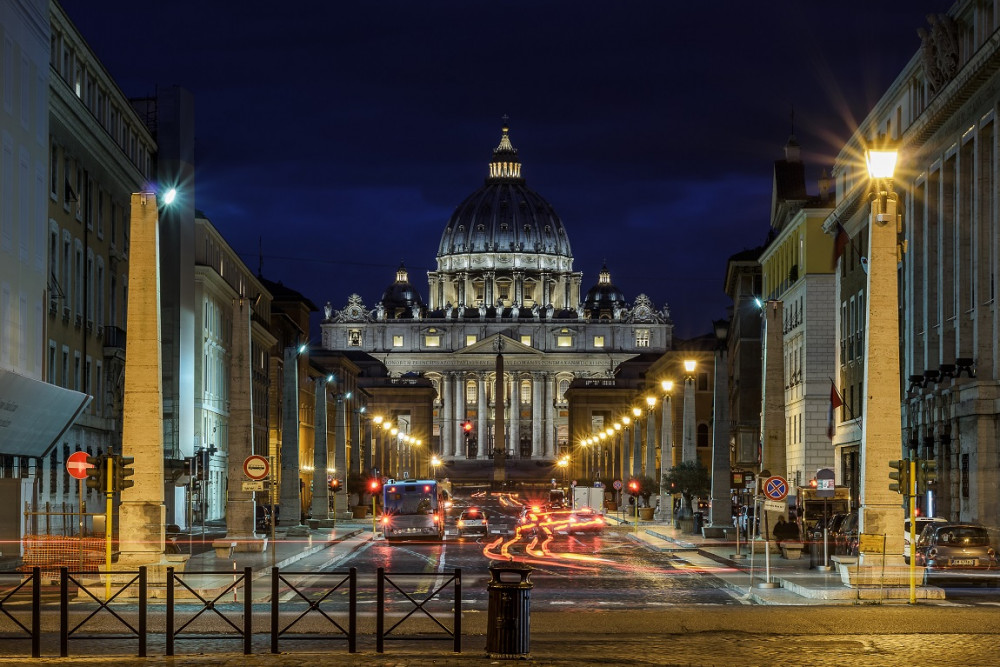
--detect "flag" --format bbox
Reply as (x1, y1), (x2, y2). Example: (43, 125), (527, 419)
(827, 381), (843, 440)
(831, 222), (850, 269)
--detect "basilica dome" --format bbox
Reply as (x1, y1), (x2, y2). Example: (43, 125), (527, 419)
(437, 124), (573, 260)
(379, 262), (425, 318)
(582, 264), (627, 317)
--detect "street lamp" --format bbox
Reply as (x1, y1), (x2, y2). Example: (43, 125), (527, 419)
(659, 380), (674, 521)
(859, 137), (904, 568)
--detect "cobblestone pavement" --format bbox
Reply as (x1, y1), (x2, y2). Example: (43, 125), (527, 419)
(0, 632), (995, 666)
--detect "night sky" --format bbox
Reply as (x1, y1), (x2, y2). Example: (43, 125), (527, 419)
(61, 1), (948, 340)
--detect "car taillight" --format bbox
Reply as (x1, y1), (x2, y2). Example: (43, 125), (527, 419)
(381, 516), (390, 525)
(432, 514), (439, 523)
(457, 520), (464, 528)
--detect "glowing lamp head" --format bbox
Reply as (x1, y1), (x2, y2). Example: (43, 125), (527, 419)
(646, 395), (656, 408)
(866, 148), (898, 180)
(162, 188), (177, 205)
(632, 407), (642, 418)
(661, 380), (674, 393)
(622, 416), (631, 426)
(683, 359), (697, 373)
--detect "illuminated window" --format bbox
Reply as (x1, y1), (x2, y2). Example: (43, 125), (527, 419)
(635, 329), (650, 347)
(466, 380), (476, 404)
(392, 335), (404, 347)
(521, 380), (531, 404)
(466, 335), (477, 346)
(424, 335), (440, 347)
(520, 334), (531, 346)
(558, 379), (569, 402)
(348, 330), (362, 347)
(557, 335), (572, 347)
(593, 335), (604, 347)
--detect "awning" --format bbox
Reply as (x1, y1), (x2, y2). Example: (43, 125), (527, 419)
(0, 369), (91, 457)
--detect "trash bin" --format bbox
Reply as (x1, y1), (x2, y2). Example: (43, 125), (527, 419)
(485, 560), (533, 659)
(692, 512), (704, 534)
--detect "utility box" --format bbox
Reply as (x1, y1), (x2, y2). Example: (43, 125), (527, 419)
(572, 486), (605, 514)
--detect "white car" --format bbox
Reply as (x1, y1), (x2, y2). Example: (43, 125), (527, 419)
(457, 508), (488, 537)
(903, 516), (947, 563)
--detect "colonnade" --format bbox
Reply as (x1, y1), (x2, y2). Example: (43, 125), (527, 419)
(438, 370), (558, 460)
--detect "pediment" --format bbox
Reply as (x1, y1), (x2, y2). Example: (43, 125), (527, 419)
(457, 333), (541, 355)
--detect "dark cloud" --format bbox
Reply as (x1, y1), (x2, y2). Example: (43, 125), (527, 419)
(61, 0), (949, 337)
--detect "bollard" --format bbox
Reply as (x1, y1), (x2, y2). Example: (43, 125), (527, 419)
(485, 560), (533, 659)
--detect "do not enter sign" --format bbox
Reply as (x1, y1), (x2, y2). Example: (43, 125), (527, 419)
(67, 451), (93, 479)
(244, 455), (270, 481)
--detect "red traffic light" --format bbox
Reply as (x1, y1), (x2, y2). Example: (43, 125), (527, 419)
(809, 479), (818, 488)
(462, 421), (473, 432)
(330, 478), (341, 491)
(628, 480), (639, 492)
(369, 479), (381, 492)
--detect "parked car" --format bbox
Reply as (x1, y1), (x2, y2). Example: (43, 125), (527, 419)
(835, 511), (859, 556)
(457, 507), (489, 537)
(915, 522), (998, 586)
(903, 516), (947, 564)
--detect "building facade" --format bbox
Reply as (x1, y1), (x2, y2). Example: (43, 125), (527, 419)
(826, 0), (1000, 530)
(322, 125), (673, 479)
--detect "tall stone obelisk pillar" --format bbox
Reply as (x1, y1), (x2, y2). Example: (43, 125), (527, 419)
(117, 192), (185, 574)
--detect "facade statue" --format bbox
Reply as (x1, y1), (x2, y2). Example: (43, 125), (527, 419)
(375, 303), (385, 321)
(544, 303), (554, 321)
(531, 303), (540, 320)
(511, 302), (519, 320)
(445, 302), (453, 319)
(324, 301), (333, 321)
(479, 303), (487, 319)
(411, 303), (421, 319)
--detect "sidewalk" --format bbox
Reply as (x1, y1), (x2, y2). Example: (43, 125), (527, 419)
(606, 513), (945, 603)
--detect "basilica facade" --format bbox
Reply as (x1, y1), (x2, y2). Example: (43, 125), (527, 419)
(321, 124), (672, 467)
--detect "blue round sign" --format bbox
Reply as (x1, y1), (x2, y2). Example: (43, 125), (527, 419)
(763, 476), (788, 501)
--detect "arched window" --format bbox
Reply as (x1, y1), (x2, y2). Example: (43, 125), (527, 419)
(697, 424), (709, 447)
(466, 380), (476, 404)
(521, 380), (531, 404)
(558, 378), (570, 403)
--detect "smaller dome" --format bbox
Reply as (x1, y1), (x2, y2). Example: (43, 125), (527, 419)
(582, 264), (627, 317)
(380, 262), (425, 318)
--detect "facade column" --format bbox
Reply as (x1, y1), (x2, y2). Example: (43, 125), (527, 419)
(510, 375), (520, 457)
(454, 374), (465, 457)
(531, 373), (543, 458)
(622, 429), (631, 479)
(645, 405), (656, 478)
(349, 401), (360, 478)
(631, 416), (642, 478)
(760, 299), (786, 538)
(441, 372), (453, 459)
(682, 376), (697, 464)
(541, 272), (551, 306)
(477, 373), (489, 459)
(457, 273), (466, 306)
(280, 346), (306, 530)
(485, 271), (495, 307)
(544, 374), (556, 458)
(310, 379), (331, 521)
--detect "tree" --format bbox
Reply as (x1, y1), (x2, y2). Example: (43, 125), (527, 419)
(633, 476), (658, 507)
(663, 461), (710, 518)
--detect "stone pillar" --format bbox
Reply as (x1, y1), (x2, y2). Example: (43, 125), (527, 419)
(622, 429), (631, 479)
(334, 396), (348, 512)
(658, 395), (673, 521)
(859, 194), (905, 565)
(310, 379), (331, 521)
(477, 373), (488, 459)
(221, 296), (263, 550)
(117, 193), (171, 569)
(645, 406), (656, 478)
(682, 376), (697, 463)
(350, 402), (361, 477)
(708, 347), (731, 532)
(631, 418), (642, 478)
(280, 346), (305, 530)
(760, 299), (786, 540)
(531, 373), (543, 458)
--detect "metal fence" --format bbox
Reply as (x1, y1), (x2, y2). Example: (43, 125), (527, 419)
(0, 564), (463, 658)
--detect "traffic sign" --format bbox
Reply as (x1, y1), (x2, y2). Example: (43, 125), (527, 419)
(244, 455), (270, 480)
(763, 500), (786, 512)
(763, 475), (789, 501)
(613, 479), (623, 490)
(67, 451), (93, 480)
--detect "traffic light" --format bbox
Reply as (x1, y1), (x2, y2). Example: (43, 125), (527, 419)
(888, 458), (910, 495)
(330, 477), (341, 492)
(462, 421), (473, 433)
(368, 478), (381, 494)
(85, 454), (106, 492)
(114, 455), (135, 492)
(628, 479), (639, 494)
(917, 459), (938, 494)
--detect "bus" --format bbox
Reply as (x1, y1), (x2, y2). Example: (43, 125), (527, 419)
(380, 479), (445, 541)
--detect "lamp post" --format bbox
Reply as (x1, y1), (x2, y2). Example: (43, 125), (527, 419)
(859, 139), (905, 567)
(620, 415), (631, 482)
(372, 415), (384, 476)
(708, 319), (732, 535)
(658, 380), (673, 521)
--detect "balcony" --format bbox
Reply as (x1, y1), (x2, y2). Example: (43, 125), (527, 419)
(103, 326), (126, 350)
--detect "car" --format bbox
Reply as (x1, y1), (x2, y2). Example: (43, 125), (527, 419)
(567, 507), (604, 535)
(737, 506), (758, 538)
(903, 516), (947, 563)
(915, 522), (998, 586)
(835, 511), (859, 556)
(457, 508), (488, 537)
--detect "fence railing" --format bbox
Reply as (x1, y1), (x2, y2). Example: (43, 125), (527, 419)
(0, 565), (462, 659)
